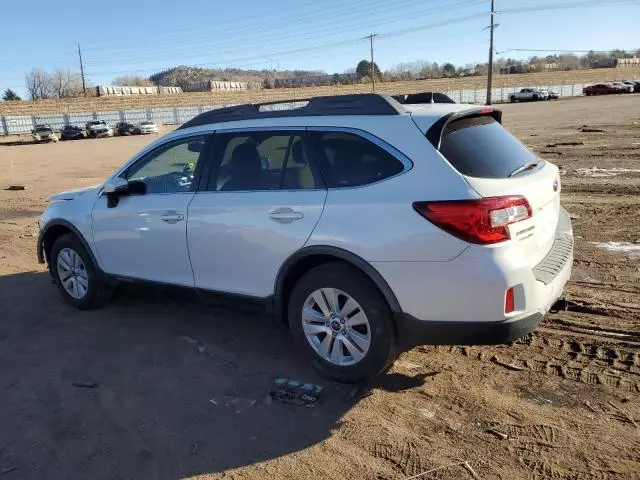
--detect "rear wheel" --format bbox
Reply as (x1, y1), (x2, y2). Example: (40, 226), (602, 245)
(288, 263), (398, 382)
(51, 234), (113, 310)
(532, 94), (538, 101)
(510, 95), (516, 103)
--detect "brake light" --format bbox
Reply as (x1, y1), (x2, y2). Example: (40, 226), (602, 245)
(413, 196), (532, 244)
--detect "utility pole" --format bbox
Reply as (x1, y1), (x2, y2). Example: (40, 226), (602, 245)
(369, 34), (377, 92)
(78, 43), (87, 97)
(486, 0), (496, 105)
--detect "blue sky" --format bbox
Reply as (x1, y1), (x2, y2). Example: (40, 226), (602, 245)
(2, 0), (639, 97)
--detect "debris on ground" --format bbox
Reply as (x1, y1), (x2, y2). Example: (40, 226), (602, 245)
(607, 401), (638, 428)
(546, 141), (584, 147)
(209, 396), (256, 414)
(405, 460), (479, 480)
(419, 408), (436, 419)
(0, 466), (18, 475)
(580, 127), (606, 133)
(487, 428), (508, 440)
(4, 186), (24, 191)
(72, 381), (98, 388)
(270, 378), (323, 407)
(540, 150), (563, 155)
(492, 356), (525, 372)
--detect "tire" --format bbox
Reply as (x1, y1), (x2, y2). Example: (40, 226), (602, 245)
(50, 233), (113, 310)
(510, 96), (516, 103)
(532, 95), (538, 101)
(287, 262), (398, 383)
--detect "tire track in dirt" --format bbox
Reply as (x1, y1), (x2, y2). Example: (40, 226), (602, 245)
(423, 333), (640, 393)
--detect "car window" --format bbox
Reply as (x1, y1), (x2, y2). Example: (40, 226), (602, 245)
(125, 135), (209, 194)
(439, 115), (538, 179)
(208, 131), (321, 191)
(309, 131), (404, 188)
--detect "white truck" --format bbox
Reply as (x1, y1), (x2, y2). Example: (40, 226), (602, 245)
(510, 88), (548, 102)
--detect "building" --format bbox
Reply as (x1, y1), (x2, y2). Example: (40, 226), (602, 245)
(184, 80), (261, 92)
(617, 56), (640, 68)
(274, 73), (358, 88)
(96, 86), (182, 96)
(499, 64), (526, 75)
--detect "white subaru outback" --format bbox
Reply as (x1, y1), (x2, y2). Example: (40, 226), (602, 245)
(37, 94), (573, 382)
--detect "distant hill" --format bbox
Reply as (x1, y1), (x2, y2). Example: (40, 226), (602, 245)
(149, 66), (326, 89)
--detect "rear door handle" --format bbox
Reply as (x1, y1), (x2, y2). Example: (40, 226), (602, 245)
(270, 207), (304, 223)
(161, 210), (185, 224)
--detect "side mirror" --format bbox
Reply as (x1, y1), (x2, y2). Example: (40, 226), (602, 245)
(103, 177), (129, 194)
(103, 178), (146, 208)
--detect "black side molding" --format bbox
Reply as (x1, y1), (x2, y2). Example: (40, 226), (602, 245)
(37, 220), (101, 274)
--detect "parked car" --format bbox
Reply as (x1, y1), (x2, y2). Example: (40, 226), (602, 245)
(624, 80), (640, 92)
(37, 94), (573, 382)
(32, 124), (58, 143)
(583, 83), (618, 95)
(60, 125), (85, 141)
(393, 92), (456, 104)
(138, 121), (159, 134)
(114, 122), (140, 136)
(611, 82), (633, 93)
(85, 120), (113, 138)
(540, 89), (559, 100)
(509, 88), (548, 102)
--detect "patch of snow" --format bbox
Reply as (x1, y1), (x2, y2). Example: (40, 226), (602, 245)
(575, 167), (640, 178)
(593, 242), (640, 259)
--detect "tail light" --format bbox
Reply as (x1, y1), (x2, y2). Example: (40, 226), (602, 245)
(413, 196), (532, 245)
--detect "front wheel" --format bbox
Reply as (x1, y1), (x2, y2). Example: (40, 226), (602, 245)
(288, 263), (398, 382)
(51, 234), (113, 310)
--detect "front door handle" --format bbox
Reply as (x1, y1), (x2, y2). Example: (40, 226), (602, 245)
(161, 210), (185, 224)
(270, 207), (304, 223)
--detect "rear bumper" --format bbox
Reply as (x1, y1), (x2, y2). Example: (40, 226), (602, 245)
(395, 311), (544, 349)
(375, 207), (573, 348)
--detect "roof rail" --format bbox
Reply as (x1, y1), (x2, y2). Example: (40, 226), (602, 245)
(178, 93), (408, 129)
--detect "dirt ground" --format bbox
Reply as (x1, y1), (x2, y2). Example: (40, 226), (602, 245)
(0, 95), (638, 480)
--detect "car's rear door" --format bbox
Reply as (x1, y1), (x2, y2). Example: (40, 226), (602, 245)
(187, 129), (327, 297)
(92, 133), (213, 286)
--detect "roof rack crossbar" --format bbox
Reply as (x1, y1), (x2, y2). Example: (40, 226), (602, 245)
(178, 93), (408, 129)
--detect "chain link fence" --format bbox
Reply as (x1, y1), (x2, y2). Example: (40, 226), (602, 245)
(0, 84), (591, 136)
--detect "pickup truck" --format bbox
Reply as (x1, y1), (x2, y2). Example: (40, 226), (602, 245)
(510, 88), (548, 102)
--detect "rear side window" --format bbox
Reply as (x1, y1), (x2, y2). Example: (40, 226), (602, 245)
(310, 131), (404, 188)
(439, 115), (538, 179)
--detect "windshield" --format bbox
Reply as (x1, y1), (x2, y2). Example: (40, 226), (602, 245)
(88, 121), (105, 126)
(35, 127), (52, 132)
(439, 115), (540, 179)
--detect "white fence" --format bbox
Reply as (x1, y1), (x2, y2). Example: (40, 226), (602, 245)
(0, 83), (590, 136)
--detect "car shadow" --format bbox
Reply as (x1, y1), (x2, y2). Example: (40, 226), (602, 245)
(0, 271), (427, 479)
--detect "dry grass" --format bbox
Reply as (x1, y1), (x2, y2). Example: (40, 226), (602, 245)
(2, 67), (639, 116)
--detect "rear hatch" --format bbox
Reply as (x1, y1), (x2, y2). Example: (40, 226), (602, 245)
(414, 110), (561, 267)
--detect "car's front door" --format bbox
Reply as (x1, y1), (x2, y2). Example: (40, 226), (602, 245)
(92, 133), (213, 286)
(187, 129), (327, 297)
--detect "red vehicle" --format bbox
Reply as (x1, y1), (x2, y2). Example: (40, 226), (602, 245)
(583, 83), (618, 95)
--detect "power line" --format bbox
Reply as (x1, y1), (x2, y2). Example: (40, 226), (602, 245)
(82, 0), (484, 66)
(499, 0), (640, 14)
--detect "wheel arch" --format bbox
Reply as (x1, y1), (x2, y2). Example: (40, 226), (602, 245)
(38, 219), (100, 273)
(274, 246), (402, 321)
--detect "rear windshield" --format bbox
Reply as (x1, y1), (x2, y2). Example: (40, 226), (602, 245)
(439, 115), (537, 178)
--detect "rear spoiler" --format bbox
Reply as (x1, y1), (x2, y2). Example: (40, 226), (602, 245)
(393, 92), (456, 104)
(425, 107), (502, 149)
